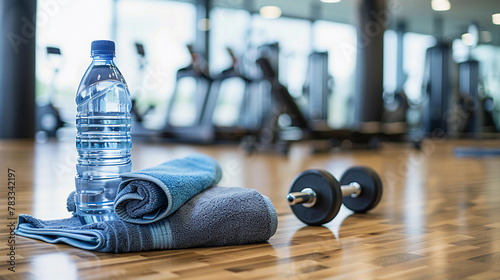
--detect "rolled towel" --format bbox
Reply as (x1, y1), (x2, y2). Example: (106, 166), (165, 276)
(66, 191), (76, 215)
(15, 187), (278, 253)
(114, 154), (222, 224)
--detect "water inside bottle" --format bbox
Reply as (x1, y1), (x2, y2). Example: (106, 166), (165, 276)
(75, 80), (131, 224)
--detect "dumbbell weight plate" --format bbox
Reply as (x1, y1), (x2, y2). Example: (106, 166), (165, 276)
(289, 169), (342, 226)
(340, 166), (383, 213)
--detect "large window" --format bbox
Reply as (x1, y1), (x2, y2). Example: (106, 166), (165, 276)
(250, 15), (312, 98)
(36, 1), (445, 132)
(209, 11), (316, 127)
(210, 9), (313, 95)
(383, 30), (436, 103)
(471, 44), (500, 128)
(36, 0), (113, 122)
(383, 30), (397, 96)
(36, 0), (197, 129)
(403, 32), (436, 102)
(209, 7), (251, 75)
(116, 0), (196, 112)
(312, 20), (357, 128)
(209, 12), (358, 128)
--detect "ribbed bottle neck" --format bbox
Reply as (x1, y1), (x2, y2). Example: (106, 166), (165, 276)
(92, 55), (114, 62)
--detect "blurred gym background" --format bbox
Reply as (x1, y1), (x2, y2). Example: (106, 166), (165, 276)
(1, 0), (499, 152)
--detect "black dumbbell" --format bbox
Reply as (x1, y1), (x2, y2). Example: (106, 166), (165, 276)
(287, 166), (383, 226)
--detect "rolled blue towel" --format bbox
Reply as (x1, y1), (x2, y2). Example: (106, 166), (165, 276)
(114, 154), (222, 224)
(15, 186), (278, 253)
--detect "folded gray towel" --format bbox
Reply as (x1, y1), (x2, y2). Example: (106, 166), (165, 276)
(16, 187), (278, 253)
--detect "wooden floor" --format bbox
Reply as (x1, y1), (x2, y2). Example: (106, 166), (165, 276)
(1, 139), (500, 279)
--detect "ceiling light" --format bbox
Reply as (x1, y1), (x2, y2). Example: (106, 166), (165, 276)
(431, 0), (450, 12)
(259, 6), (282, 19)
(321, 0), (341, 3)
(461, 33), (474, 46)
(493, 13), (500, 25)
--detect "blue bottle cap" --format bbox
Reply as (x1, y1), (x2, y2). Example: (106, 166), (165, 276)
(91, 40), (115, 56)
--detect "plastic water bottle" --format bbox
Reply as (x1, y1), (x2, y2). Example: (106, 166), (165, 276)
(75, 40), (132, 224)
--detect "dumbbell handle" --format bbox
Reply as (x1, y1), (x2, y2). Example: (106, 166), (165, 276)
(288, 183), (361, 207)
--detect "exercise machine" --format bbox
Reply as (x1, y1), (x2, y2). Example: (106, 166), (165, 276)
(131, 42), (155, 124)
(200, 48), (260, 141)
(302, 52), (332, 129)
(160, 44), (277, 144)
(383, 21), (409, 134)
(421, 42), (454, 135)
(161, 45), (214, 142)
(456, 23), (497, 136)
(36, 46), (65, 139)
(242, 57), (399, 154)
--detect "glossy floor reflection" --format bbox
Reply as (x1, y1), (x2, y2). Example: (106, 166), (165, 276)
(1, 139), (500, 279)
